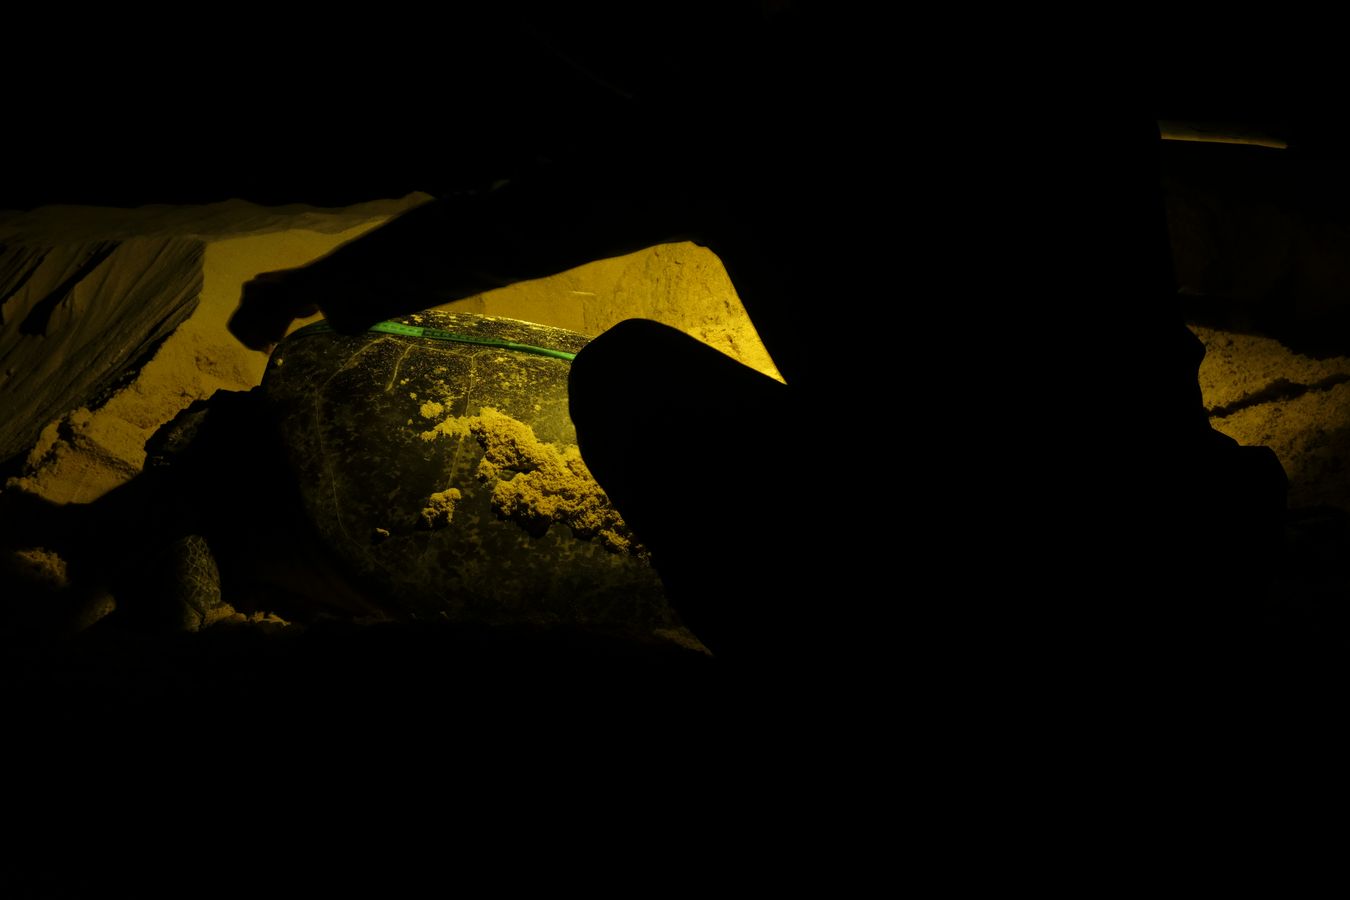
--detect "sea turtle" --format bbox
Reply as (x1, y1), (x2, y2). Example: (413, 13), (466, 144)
(130, 310), (699, 652)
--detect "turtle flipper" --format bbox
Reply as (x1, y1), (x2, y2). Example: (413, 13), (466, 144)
(151, 534), (224, 632)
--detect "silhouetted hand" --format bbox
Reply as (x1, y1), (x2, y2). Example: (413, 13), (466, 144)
(227, 269), (320, 351)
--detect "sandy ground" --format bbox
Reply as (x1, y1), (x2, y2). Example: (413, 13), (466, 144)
(1193, 323), (1350, 663)
(1195, 323), (1350, 511)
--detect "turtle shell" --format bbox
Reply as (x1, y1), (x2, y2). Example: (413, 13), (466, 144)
(262, 311), (685, 643)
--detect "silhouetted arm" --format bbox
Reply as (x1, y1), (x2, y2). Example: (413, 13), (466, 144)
(228, 145), (703, 350)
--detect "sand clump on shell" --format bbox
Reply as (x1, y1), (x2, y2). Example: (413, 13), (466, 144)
(420, 488), (463, 528)
(419, 405), (640, 556)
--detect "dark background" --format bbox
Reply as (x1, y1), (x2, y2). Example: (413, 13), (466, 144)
(9, 8), (1349, 211)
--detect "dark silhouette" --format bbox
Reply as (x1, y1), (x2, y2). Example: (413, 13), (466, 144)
(226, 4), (880, 670)
(198, 8), (1295, 703)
